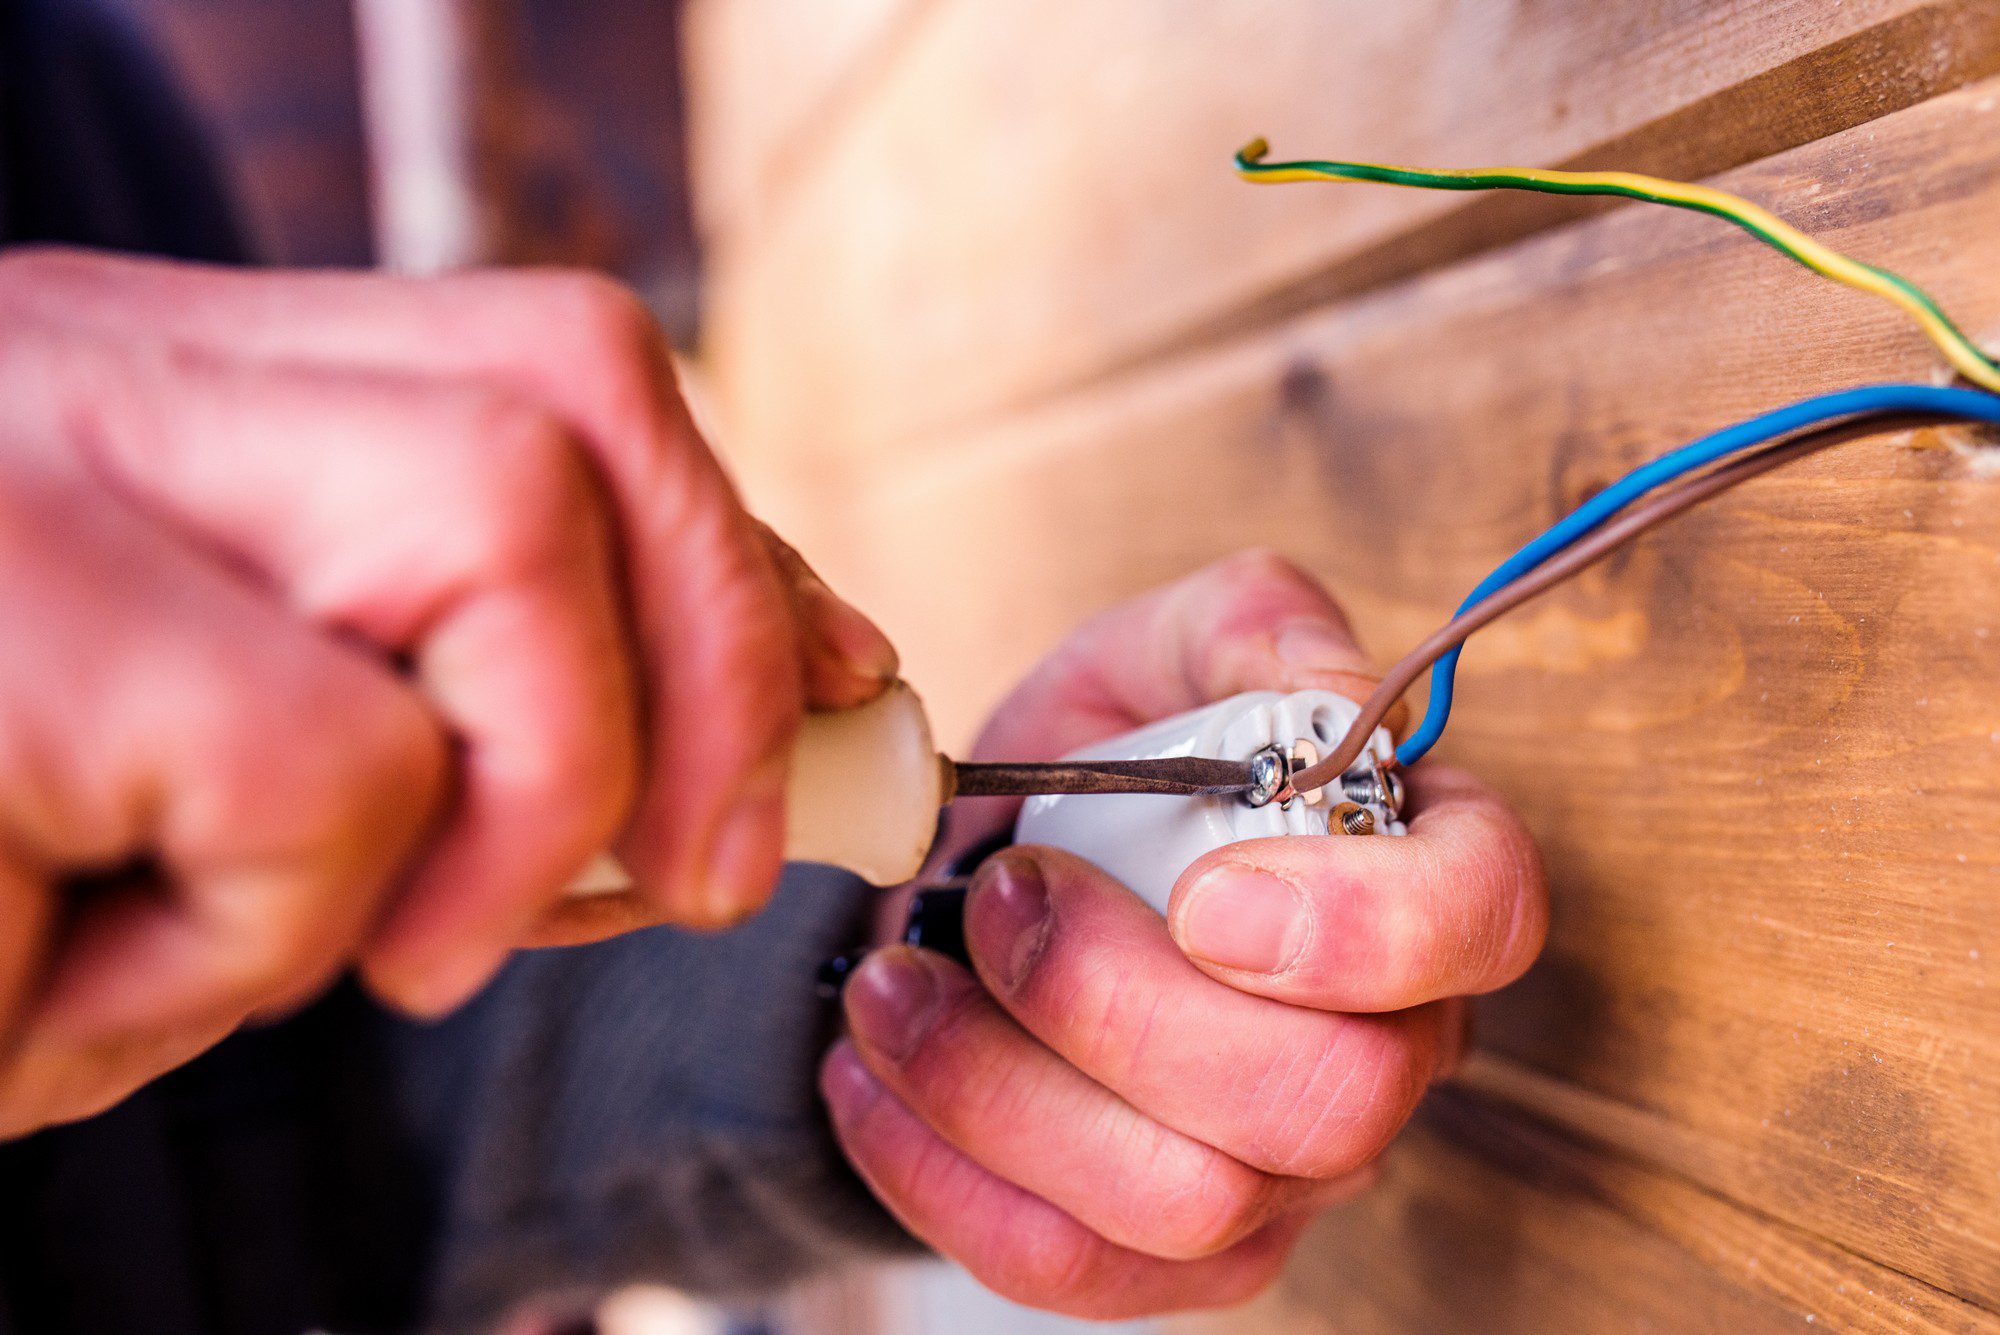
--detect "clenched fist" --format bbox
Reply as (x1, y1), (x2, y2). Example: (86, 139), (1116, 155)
(0, 249), (895, 1137)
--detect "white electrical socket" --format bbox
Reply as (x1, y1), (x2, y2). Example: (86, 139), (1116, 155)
(1014, 689), (1405, 915)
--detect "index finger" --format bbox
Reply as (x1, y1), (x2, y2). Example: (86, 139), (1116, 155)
(1166, 765), (1548, 1013)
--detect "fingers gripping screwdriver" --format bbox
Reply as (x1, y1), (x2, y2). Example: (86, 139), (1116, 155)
(569, 681), (1404, 908)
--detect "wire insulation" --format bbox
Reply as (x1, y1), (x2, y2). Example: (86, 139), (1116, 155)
(1234, 140), (2000, 395)
(1390, 385), (2000, 768)
(1284, 398), (2000, 794)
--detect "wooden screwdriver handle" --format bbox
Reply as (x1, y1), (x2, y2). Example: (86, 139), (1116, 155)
(781, 680), (944, 884)
(568, 680), (945, 896)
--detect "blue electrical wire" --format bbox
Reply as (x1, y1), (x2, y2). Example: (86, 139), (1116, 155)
(1396, 383), (2000, 767)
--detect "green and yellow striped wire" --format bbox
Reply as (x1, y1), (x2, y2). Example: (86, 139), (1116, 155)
(1233, 138), (2000, 395)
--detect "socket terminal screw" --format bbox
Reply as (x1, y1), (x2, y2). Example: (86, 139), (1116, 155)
(1245, 746), (1289, 808)
(1340, 760), (1406, 821)
(1330, 801), (1377, 836)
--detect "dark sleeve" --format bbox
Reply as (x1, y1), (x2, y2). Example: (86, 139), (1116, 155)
(0, 0), (248, 260)
(388, 865), (922, 1332)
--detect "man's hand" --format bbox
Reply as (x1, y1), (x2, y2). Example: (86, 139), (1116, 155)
(0, 249), (895, 1137)
(821, 553), (1546, 1319)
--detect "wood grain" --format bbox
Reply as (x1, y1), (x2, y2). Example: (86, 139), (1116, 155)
(1176, 1085), (1999, 1333)
(681, 0), (934, 237)
(731, 76), (2000, 1308)
(701, 0), (2000, 488)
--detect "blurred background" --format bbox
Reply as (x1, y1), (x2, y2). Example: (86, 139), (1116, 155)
(93, 3), (2000, 1332)
(108, 0), (702, 326)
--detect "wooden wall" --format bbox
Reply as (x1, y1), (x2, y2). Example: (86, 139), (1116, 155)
(684, 2), (2000, 1329)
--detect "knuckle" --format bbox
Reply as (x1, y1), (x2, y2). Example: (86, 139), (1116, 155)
(205, 642), (445, 874)
(178, 871), (350, 1007)
(1242, 1024), (1424, 1178)
(992, 1218), (1111, 1311)
(539, 271), (668, 420)
(214, 914), (334, 1000)
(1151, 1152), (1273, 1259)
(1212, 546), (1318, 597)
(310, 678), (448, 854)
(629, 458), (791, 667)
(214, 688), (446, 988)
(549, 707), (638, 822)
(1015, 939), (1157, 1086)
(458, 397), (601, 576)
(346, 683), (448, 801)
(699, 522), (794, 652)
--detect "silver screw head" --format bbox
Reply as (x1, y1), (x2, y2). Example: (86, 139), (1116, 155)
(1245, 746), (1288, 807)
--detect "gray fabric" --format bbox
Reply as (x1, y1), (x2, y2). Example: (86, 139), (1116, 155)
(391, 866), (922, 1332)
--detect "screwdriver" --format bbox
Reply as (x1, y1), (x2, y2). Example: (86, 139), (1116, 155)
(569, 681), (1263, 894)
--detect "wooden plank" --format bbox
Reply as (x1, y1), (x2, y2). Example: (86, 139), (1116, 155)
(681, 0), (932, 237)
(1175, 1088), (1998, 1334)
(733, 77), (2000, 1306)
(703, 0), (2000, 485)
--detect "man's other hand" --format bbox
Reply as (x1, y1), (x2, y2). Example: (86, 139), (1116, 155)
(823, 552), (1546, 1319)
(0, 250), (894, 1136)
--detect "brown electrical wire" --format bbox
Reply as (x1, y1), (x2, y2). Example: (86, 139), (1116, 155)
(1290, 412), (1953, 794)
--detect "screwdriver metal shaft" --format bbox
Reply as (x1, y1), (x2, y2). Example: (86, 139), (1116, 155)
(944, 756), (1256, 800)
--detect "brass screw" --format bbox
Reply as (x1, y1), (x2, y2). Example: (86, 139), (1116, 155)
(1330, 801), (1376, 836)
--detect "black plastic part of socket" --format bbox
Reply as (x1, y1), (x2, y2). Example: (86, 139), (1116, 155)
(817, 885), (977, 999)
(902, 887), (969, 965)
(814, 952), (861, 1000)
(816, 827), (1012, 1000)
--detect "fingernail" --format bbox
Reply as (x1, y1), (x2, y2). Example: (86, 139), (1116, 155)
(1173, 866), (1309, 974)
(820, 1040), (883, 1120)
(1276, 618), (1359, 670)
(803, 581), (899, 685)
(703, 795), (784, 925)
(846, 948), (939, 1063)
(970, 854), (1049, 991)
